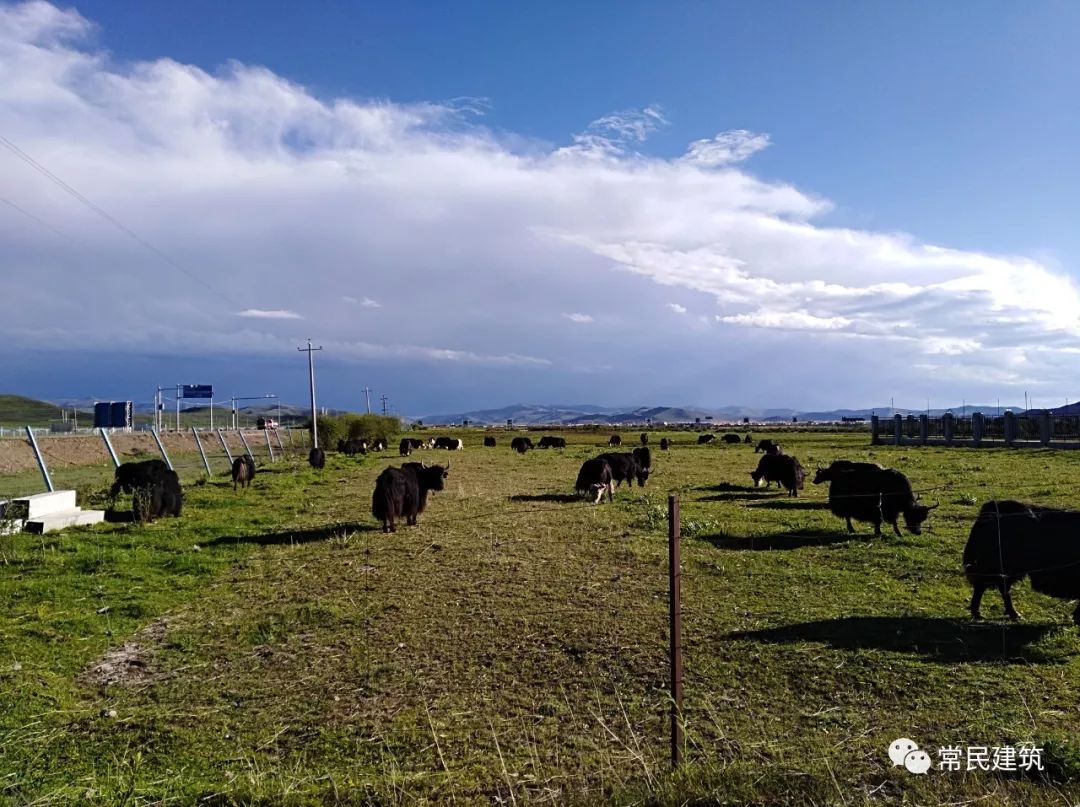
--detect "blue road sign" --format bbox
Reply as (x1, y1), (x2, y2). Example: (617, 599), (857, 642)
(180, 384), (213, 399)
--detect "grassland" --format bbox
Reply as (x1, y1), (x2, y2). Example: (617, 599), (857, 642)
(2, 431), (1080, 805)
(0, 395), (64, 428)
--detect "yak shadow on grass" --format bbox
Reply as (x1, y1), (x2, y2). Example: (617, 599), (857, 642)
(508, 493), (581, 504)
(205, 522), (379, 547)
(104, 509), (135, 523)
(695, 528), (859, 552)
(727, 616), (1066, 664)
(748, 500), (829, 511)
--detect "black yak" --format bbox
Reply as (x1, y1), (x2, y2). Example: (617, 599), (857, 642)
(755, 439), (782, 455)
(538, 436), (566, 448)
(110, 459), (169, 499)
(744, 434), (753, 444)
(812, 460), (883, 485)
(828, 466), (935, 536)
(309, 448), (326, 469)
(371, 462), (449, 533)
(597, 452), (649, 488)
(750, 453), (805, 497)
(434, 437), (463, 450)
(697, 434), (715, 445)
(484, 436), (497, 447)
(660, 437), (670, 451)
(964, 501), (1080, 624)
(399, 438), (413, 457)
(133, 469), (183, 522)
(632, 446), (651, 472)
(608, 435), (622, 447)
(511, 436), (533, 454)
(337, 438), (367, 456)
(575, 458), (614, 504)
(231, 455), (256, 491)
(640, 433), (649, 445)
(722, 433), (742, 444)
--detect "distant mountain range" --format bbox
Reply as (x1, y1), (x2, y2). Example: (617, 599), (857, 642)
(416, 402), (1032, 426)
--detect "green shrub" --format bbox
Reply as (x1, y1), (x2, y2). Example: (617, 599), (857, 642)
(307, 413), (400, 448)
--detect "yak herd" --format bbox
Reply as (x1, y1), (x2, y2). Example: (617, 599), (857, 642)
(104, 430), (1080, 626)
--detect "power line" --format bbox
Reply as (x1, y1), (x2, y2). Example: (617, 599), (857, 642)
(0, 134), (241, 306)
(0, 197), (70, 239)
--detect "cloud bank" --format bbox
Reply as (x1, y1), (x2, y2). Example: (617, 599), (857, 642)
(1, 0), (1077, 406)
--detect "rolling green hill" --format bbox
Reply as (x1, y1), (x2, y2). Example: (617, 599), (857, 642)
(0, 394), (65, 427)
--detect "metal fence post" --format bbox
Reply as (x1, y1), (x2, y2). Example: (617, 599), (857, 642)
(238, 431), (255, 461)
(217, 429), (234, 464)
(274, 428), (285, 454)
(100, 428), (120, 468)
(264, 429), (275, 462)
(25, 426), (54, 492)
(150, 428), (174, 471)
(192, 427), (212, 475)
(668, 494), (683, 769)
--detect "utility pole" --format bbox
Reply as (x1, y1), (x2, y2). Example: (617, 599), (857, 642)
(380, 394), (388, 416)
(362, 386), (372, 414)
(298, 339), (323, 447)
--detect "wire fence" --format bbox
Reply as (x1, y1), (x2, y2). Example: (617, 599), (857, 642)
(0, 427), (311, 502)
(872, 412), (1080, 448)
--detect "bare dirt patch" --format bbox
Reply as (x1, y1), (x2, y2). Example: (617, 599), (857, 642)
(78, 616), (170, 690)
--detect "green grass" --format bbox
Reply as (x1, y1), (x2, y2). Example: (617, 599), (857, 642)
(3, 432), (1080, 804)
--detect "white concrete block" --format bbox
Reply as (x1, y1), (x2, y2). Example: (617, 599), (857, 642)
(7, 490), (78, 520)
(24, 508), (105, 534)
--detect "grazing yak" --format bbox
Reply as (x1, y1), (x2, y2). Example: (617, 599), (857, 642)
(608, 435), (622, 447)
(371, 462), (449, 533)
(964, 501), (1080, 624)
(484, 436), (497, 447)
(433, 436), (464, 450)
(750, 453), (805, 497)
(640, 433), (649, 445)
(812, 460), (883, 485)
(400, 437), (425, 456)
(697, 434), (715, 445)
(575, 458), (614, 504)
(538, 436), (566, 448)
(337, 438), (368, 456)
(755, 439), (782, 455)
(597, 452), (650, 488)
(660, 437), (670, 451)
(827, 465), (935, 536)
(744, 434), (753, 444)
(231, 456), (256, 491)
(110, 459), (169, 499)
(111, 460), (182, 522)
(511, 436), (533, 454)
(133, 469), (182, 522)
(309, 448), (326, 469)
(722, 433), (742, 445)
(372, 439), (388, 452)
(633, 446), (651, 473)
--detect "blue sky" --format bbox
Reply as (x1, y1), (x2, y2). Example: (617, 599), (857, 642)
(2, 1), (1079, 415)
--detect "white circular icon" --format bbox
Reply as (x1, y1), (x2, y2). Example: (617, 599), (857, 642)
(904, 749), (932, 774)
(889, 738), (918, 767)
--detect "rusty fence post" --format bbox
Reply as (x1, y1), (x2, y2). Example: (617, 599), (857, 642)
(668, 494), (683, 768)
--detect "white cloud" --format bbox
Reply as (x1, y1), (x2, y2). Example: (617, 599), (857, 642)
(237, 308), (302, 320)
(2, 1), (1078, 405)
(682, 129), (771, 167)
